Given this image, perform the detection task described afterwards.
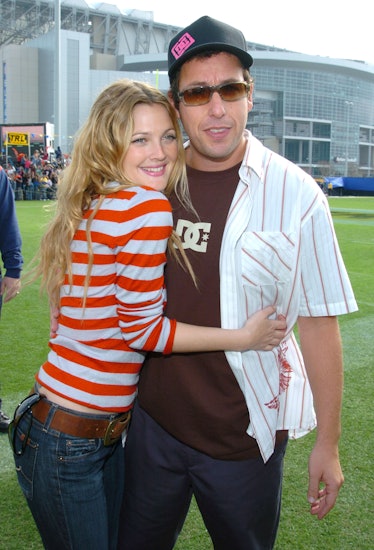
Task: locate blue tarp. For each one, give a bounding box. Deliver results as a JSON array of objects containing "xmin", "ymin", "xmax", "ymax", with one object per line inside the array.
[
  {"xmin": 326, "ymin": 177, "xmax": 344, "ymax": 188},
  {"xmin": 325, "ymin": 177, "xmax": 374, "ymax": 194},
  {"xmin": 342, "ymin": 178, "xmax": 374, "ymax": 192}
]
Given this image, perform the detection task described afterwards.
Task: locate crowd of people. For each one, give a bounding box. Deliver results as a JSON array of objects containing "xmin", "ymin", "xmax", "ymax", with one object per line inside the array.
[{"xmin": 0, "ymin": 146, "xmax": 67, "ymax": 200}]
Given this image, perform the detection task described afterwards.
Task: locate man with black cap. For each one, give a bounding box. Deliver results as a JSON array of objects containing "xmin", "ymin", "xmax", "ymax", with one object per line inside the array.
[{"xmin": 118, "ymin": 15, "xmax": 357, "ymax": 549}]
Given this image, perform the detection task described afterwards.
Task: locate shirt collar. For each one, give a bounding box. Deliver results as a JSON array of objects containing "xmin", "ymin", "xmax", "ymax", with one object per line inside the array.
[{"xmin": 240, "ymin": 130, "xmax": 266, "ymax": 183}]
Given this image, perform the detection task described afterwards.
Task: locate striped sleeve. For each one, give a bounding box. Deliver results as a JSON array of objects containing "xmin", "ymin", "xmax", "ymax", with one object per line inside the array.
[
  {"xmin": 299, "ymin": 193, "xmax": 357, "ymax": 316},
  {"xmin": 113, "ymin": 189, "xmax": 177, "ymax": 352},
  {"xmin": 58, "ymin": 186, "xmax": 177, "ymax": 353}
]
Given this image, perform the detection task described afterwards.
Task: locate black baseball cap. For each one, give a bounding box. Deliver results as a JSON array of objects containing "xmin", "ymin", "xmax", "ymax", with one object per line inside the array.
[{"xmin": 168, "ymin": 15, "xmax": 253, "ymax": 79}]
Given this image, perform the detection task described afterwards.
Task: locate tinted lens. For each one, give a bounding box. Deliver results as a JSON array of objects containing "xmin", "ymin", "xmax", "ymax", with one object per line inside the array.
[
  {"xmin": 8, "ymin": 416, "xmax": 32, "ymax": 455},
  {"xmin": 220, "ymin": 82, "xmax": 248, "ymax": 101},
  {"xmin": 14, "ymin": 394, "xmax": 41, "ymax": 422},
  {"xmin": 182, "ymin": 87, "xmax": 211, "ymax": 106},
  {"xmin": 9, "ymin": 413, "xmax": 33, "ymax": 455},
  {"xmin": 180, "ymin": 82, "xmax": 249, "ymax": 106},
  {"xmin": 8, "ymin": 393, "xmax": 41, "ymax": 455}
]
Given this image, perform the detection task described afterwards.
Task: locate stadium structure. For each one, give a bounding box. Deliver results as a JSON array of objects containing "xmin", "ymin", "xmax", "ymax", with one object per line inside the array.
[{"xmin": 0, "ymin": 0, "xmax": 373, "ymax": 177}]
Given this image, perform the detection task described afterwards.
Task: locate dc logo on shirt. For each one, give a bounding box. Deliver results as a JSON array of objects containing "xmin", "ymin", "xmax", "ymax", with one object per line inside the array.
[{"xmin": 176, "ymin": 219, "xmax": 211, "ymax": 252}]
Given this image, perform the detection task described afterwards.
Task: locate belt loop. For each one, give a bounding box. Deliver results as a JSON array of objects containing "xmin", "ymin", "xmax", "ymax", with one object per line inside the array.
[{"xmin": 40, "ymin": 400, "xmax": 58, "ymax": 432}]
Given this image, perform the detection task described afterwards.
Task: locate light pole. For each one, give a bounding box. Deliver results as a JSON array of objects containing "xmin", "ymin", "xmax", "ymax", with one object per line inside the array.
[
  {"xmin": 344, "ymin": 100, "xmax": 353, "ymax": 176},
  {"xmin": 55, "ymin": 0, "xmax": 61, "ymax": 154}
]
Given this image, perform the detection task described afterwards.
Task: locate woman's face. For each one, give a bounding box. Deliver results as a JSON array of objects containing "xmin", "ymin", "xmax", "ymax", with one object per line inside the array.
[{"xmin": 122, "ymin": 103, "xmax": 178, "ymax": 192}]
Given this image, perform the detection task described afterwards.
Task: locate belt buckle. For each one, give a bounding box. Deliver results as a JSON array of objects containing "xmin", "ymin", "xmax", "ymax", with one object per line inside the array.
[{"xmin": 103, "ymin": 411, "xmax": 131, "ymax": 446}]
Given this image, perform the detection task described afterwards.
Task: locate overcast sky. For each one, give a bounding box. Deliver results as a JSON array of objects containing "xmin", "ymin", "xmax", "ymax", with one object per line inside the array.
[{"xmin": 101, "ymin": 0, "xmax": 373, "ymax": 65}]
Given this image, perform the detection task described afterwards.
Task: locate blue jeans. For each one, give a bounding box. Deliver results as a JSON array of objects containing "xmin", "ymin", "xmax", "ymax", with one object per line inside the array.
[
  {"xmin": 12, "ymin": 400, "xmax": 125, "ymax": 550},
  {"xmin": 118, "ymin": 401, "xmax": 288, "ymax": 550}
]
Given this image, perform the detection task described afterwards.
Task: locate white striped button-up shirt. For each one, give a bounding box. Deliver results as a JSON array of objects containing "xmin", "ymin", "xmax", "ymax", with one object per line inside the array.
[{"xmin": 220, "ymin": 131, "xmax": 358, "ymax": 461}]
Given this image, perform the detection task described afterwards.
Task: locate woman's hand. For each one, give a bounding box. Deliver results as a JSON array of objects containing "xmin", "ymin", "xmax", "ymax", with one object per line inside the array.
[{"xmin": 239, "ymin": 306, "xmax": 287, "ymax": 351}]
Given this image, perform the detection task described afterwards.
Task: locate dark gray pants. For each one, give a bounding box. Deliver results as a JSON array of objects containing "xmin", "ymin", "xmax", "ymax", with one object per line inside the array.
[{"xmin": 118, "ymin": 401, "xmax": 287, "ymax": 550}]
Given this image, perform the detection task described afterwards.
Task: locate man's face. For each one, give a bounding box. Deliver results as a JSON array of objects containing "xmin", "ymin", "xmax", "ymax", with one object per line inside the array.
[{"xmin": 176, "ymin": 52, "xmax": 253, "ymax": 171}]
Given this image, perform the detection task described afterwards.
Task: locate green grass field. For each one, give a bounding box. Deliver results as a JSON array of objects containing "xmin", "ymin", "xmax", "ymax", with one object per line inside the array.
[{"xmin": 0, "ymin": 197, "xmax": 373, "ymax": 549}]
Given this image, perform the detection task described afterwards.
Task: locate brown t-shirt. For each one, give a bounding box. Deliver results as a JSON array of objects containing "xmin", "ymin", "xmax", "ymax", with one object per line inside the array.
[{"xmin": 138, "ymin": 163, "xmax": 285, "ymax": 460}]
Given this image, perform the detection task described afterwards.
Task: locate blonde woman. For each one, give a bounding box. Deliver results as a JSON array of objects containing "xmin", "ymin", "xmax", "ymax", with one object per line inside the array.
[{"xmin": 10, "ymin": 79, "xmax": 286, "ymax": 550}]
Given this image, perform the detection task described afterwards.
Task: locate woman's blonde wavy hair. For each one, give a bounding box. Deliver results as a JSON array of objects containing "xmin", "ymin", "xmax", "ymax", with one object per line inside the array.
[{"xmin": 32, "ymin": 79, "xmax": 196, "ymax": 305}]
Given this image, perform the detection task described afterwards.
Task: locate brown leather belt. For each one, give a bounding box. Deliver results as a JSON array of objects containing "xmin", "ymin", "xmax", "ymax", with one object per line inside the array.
[{"xmin": 31, "ymin": 398, "xmax": 131, "ymax": 446}]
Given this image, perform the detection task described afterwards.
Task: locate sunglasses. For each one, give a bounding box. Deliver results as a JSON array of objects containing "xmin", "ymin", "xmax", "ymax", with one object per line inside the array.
[
  {"xmin": 178, "ymin": 81, "xmax": 250, "ymax": 106},
  {"xmin": 8, "ymin": 393, "xmax": 41, "ymax": 456}
]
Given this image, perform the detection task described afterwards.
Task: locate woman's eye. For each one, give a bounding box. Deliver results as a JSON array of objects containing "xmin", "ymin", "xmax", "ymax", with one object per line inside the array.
[
  {"xmin": 163, "ymin": 134, "xmax": 177, "ymax": 142},
  {"xmin": 132, "ymin": 137, "xmax": 146, "ymax": 144}
]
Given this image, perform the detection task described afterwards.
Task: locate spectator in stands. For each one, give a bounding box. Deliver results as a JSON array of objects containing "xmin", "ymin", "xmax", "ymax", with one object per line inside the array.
[
  {"xmin": 55, "ymin": 146, "xmax": 62, "ymax": 162},
  {"xmin": 24, "ymin": 154, "xmax": 32, "ymax": 174},
  {"xmin": 31, "ymin": 150, "xmax": 42, "ymax": 170}
]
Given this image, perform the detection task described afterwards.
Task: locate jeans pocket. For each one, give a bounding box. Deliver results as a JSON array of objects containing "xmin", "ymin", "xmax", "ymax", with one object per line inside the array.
[{"xmin": 58, "ymin": 436, "xmax": 102, "ymax": 463}]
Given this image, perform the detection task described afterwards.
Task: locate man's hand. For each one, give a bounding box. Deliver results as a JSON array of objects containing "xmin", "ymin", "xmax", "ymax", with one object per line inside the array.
[
  {"xmin": 0, "ymin": 276, "xmax": 21, "ymax": 303},
  {"xmin": 307, "ymin": 442, "xmax": 344, "ymax": 519},
  {"xmin": 298, "ymin": 315, "xmax": 344, "ymax": 520}
]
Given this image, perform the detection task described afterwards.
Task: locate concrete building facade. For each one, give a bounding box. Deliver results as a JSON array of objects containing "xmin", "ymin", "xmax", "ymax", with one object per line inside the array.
[{"xmin": 0, "ymin": 1, "xmax": 373, "ymax": 176}]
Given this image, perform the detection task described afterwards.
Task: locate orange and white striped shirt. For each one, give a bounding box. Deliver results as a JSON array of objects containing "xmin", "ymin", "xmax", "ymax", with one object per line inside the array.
[
  {"xmin": 37, "ymin": 185, "xmax": 176, "ymax": 412},
  {"xmin": 221, "ymin": 131, "xmax": 358, "ymax": 461}
]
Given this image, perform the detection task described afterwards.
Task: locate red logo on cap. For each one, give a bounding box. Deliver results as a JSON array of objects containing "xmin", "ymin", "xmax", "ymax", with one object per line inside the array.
[{"xmin": 171, "ymin": 33, "xmax": 196, "ymax": 60}]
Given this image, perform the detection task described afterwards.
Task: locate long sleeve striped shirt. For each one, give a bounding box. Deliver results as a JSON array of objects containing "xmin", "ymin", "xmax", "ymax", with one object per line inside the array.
[{"xmin": 37, "ymin": 186, "xmax": 176, "ymax": 412}]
